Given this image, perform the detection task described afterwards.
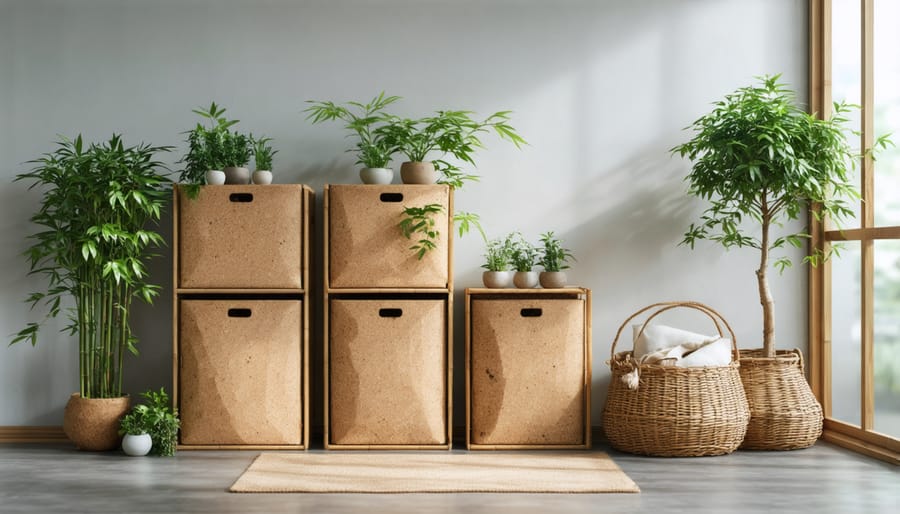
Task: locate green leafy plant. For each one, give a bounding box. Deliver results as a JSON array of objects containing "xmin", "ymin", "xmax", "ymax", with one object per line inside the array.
[
  {"xmin": 220, "ymin": 130, "xmax": 253, "ymax": 168},
  {"xmin": 380, "ymin": 109, "xmax": 527, "ymax": 187},
  {"xmin": 482, "ymin": 234, "xmax": 517, "ymax": 272},
  {"xmin": 672, "ymin": 74, "xmax": 892, "ymax": 357},
  {"xmin": 509, "ymin": 233, "xmax": 538, "ymax": 272},
  {"xmin": 538, "ymin": 231, "xmax": 575, "ymax": 272},
  {"xmin": 119, "ymin": 387, "xmax": 180, "ymax": 456},
  {"xmin": 12, "ymin": 135, "xmax": 171, "ymax": 399},
  {"xmin": 399, "ymin": 206, "xmax": 486, "ymax": 260},
  {"xmin": 178, "ymin": 102, "xmax": 237, "ymax": 194},
  {"xmin": 253, "ymin": 136, "xmax": 277, "ymax": 171},
  {"xmin": 304, "ymin": 92, "xmax": 401, "ymax": 169}
]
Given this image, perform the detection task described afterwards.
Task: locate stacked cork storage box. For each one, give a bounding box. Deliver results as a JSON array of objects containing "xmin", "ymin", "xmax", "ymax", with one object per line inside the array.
[
  {"xmin": 324, "ymin": 184, "xmax": 453, "ymax": 449},
  {"xmin": 172, "ymin": 185, "xmax": 313, "ymax": 450},
  {"xmin": 465, "ymin": 288, "xmax": 592, "ymax": 450}
]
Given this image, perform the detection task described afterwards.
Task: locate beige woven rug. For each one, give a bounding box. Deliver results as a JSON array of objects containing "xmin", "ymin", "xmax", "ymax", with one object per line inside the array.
[{"xmin": 229, "ymin": 452, "xmax": 639, "ymax": 493}]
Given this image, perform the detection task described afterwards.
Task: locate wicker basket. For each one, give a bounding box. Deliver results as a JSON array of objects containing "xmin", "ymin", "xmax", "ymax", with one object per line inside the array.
[
  {"xmin": 602, "ymin": 301, "xmax": 750, "ymax": 457},
  {"xmin": 738, "ymin": 348, "xmax": 823, "ymax": 450}
]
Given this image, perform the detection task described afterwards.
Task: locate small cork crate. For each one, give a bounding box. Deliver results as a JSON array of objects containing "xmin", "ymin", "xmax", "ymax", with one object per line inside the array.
[
  {"xmin": 465, "ymin": 288, "xmax": 592, "ymax": 450},
  {"xmin": 172, "ymin": 185, "xmax": 313, "ymax": 450}
]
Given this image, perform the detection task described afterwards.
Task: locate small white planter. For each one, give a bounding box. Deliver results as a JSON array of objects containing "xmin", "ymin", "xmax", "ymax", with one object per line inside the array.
[
  {"xmin": 122, "ymin": 433, "xmax": 152, "ymax": 456},
  {"xmin": 252, "ymin": 170, "xmax": 273, "ymax": 185},
  {"xmin": 539, "ymin": 271, "xmax": 568, "ymax": 289},
  {"xmin": 205, "ymin": 169, "xmax": 226, "ymax": 185},
  {"xmin": 224, "ymin": 166, "xmax": 251, "ymax": 184},
  {"xmin": 513, "ymin": 271, "xmax": 539, "ymax": 289},
  {"xmin": 482, "ymin": 271, "xmax": 513, "ymax": 289},
  {"xmin": 360, "ymin": 167, "xmax": 394, "ymax": 184}
]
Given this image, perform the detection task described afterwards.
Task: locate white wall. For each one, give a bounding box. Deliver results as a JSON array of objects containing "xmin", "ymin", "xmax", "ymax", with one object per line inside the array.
[{"xmin": 0, "ymin": 0, "xmax": 809, "ymax": 426}]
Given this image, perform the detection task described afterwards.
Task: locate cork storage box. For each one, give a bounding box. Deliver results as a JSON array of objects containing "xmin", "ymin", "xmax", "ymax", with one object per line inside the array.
[
  {"xmin": 176, "ymin": 185, "xmax": 307, "ymax": 289},
  {"xmin": 327, "ymin": 184, "xmax": 451, "ymax": 289},
  {"xmin": 327, "ymin": 298, "xmax": 450, "ymax": 448},
  {"xmin": 178, "ymin": 299, "xmax": 304, "ymax": 446},
  {"xmin": 466, "ymin": 289, "xmax": 592, "ymax": 449}
]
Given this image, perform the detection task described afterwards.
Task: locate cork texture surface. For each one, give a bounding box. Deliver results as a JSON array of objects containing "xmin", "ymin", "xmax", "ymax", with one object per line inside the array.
[
  {"xmin": 329, "ymin": 299, "xmax": 447, "ymax": 445},
  {"xmin": 178, "ymin": 185, "xmax": 303, "ymax": 289},
  {"xmin": 470, "ymin": 298, "xmax": 585, "ymax": 445},
  {"xmin": 179, "ymin": 299, "xmax": 303, "ymax": 445},
  {"xmin": 328, "ymin": 185, "xmax": 449, "ymax": 288}
]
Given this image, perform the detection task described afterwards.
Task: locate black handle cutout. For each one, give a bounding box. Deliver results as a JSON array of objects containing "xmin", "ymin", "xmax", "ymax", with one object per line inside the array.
[
  {"xmin": 379, "ymin": 193, "xmax": 403, "ymax": 202},
  {"xmin": 228, "ymin": 308, "xmax": 252, "ymax": 318},
  {"xmin": 521, "ymin": 308, "xmax": 543, "ymax": 317},
  {"xmin": 379, "ymin": 308, "xmax": 403, "ymax": 318},
  {"xmin": 229, "ymin": 193, "xmax": 254, "ymax": 203}
]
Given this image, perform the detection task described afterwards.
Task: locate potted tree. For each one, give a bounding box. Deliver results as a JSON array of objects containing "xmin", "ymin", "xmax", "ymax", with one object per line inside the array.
[
  {"xmin": 481, "ymin": 234, "xmax": 516, "ymax": 288},
  {"xmin": 13, "ymin": 134, "xmax": 171, "ymax": 451},
  {"xmin": 672, "ymin": 74, "xmax": 890, "ymax": 450},
  {"xmin": 179, "ymin": 102, "xmax": 235, "ymax": 194},
  {"xmin": 252, "ymin": 136, "xmax": 276, "ymax": 185},
  {"xmin": 510, "ymin": 233, "xmax": 539, "ymax": 289},
  {"xmin": 304, "ymin": 92, "xmax": 402, "ymax": 184},
  {"xmin": 538, "ymin": 231, "xmax": 574, "ymax": 288},
  {"xmin": 119, "ymin": 388, "xmax": 180, "ymax": 457}
]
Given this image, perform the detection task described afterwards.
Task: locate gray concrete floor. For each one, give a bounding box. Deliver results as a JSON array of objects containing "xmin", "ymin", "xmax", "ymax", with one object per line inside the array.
[{"xmin": 0, "ymin": 441, "xmax": 897, "ymax": 514}]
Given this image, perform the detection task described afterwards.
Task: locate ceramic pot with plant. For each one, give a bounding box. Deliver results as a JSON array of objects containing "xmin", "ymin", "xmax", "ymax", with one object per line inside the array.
[
  {"xmin": 509, "ymin": 233, "xmax": 539, "ymax": 289},
  {"xmin": 305, "ymin": 92, "xmax": 401, "ymax": 184},
  {"xmin": 222, "ymin": 130, "xmax": 253, "ymax": 184},
  {"xmin": 13, "ymin": 134, "xmax": 171, "ymax": 451},
  {"xmin": 119, "ymin": 388, "xmax": 181, "ymax": 457},
  {"xmin": 538, "ymin": 231, "xmax": 574, "ymax": 288},
  {"xmin": 379, "ymin": 109, "xmax": 526, "ymax": 187},
  {"xmin": 481, "ymin": 234, "xmax": 516, "ymax": 288},
  {"xmin": 252, "ymin": 136, "xmax": 276, "ymax": 185},
  {"xmin": 179, "ymin": 102, "xmax": 237, "ymax": 195},
  {"xmin": 673, "ymin": 74, "xmax": 891, "ymax": 450}
]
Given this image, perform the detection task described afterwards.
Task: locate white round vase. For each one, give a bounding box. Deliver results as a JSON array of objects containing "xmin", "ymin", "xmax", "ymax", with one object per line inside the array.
[{"xmin": 122, "ymin": 433, "xmax": 152, "ymax": 457}]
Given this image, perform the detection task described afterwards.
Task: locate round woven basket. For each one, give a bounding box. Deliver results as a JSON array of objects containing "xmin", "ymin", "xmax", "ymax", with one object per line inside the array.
[
  {"xmin": 602, "ymin": 301, "xmax": 750, "ymax": 457},
  {"xmin": 738, "ymin": 348, "xmax": 823, "ymax": 450}
]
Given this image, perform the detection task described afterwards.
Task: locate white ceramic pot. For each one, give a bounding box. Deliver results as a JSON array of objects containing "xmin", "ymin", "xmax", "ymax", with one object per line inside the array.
[
  {"xmin": 252, "ymin": 170, "xmax": 273, "ymax": 185},
  {"xmin": 539, "ymin": 271, "xmax": 567, "ymax": 289},
  {"xmin": 513, "ymin": 271, "xmax": 539, "ymax": 289},
  {"xmin": 482, "ymin": 271, "xmax": 513, "ymax": 289},
  {"xmin": 205, "ymin": 169, "xmax": 226, "ymax": 185},
  {"xmin": 224, "ymin": 166, "xmax": 251, "ymax": 184},
  {"xmin": 122, "ymin": 433, "xmax": 152, "ymax": 457},
  {"xmin": 400, "ymin": 161, "xmax": 438, "ymax": 184},
  {"xmin": 360, "ymin": 167, "xmax": 394, "ymax": 184}
]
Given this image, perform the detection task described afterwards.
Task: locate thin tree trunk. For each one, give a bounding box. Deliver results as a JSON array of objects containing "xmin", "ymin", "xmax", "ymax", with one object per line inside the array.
[{"xmin": 757, "ymin": 210, "xmax": 776, "ymax": 357}]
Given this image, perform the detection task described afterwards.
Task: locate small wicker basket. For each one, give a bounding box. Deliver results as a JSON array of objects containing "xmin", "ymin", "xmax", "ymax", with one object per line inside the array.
[{"xmin": 602, "ymin": 301, "xmax": 750, "ymax": 457}]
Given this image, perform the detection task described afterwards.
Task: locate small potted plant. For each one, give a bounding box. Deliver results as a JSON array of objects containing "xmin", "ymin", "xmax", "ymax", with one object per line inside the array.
[
  {"xmin": 304, "ymin": 92, "xmax": 401, "ymax": 184},
  {"xmin": 509, "ymin": 233, "xmax": 539, "ymax": 289},
  {"xmin": 221, "ymin": 130, "xmax": 253, "ymax": 185},
  {"xmin": 481, "ymin": 234, "xmax": 516, "ymax": 288},
  {"xmin": 380, "ymin": 109, "xmax": 526, "ymax": 186},
  {"xmin": 538, "ymin": 231, "xmax": 574, "ymax": 288},
  {"xmin": 179, "ymin": 102, "xmax": 236, "ymax": 193},
  {"xmin": 119, "ymin": 388, "xmax": 180, "ymax": 457},
  {"xmin": 252, "ymin": 136, "xmax": 276, "ymax": 185}
]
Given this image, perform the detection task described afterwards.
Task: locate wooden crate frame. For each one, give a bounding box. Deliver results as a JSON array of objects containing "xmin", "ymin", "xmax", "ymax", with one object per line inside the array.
[
  {"xmin": 172, "ymin": 185, "xmax": 312, "ymax": 450},
  {"xmin": 464, "ymin": 287, "xmax": 592, "ymax": 450}
]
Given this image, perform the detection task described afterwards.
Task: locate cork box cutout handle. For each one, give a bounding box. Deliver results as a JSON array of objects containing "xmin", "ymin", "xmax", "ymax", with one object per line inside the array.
[
  {"xmin": 378, "ymin": 308, "xmax": 403, "ymax": 318},
  {"xmin": 229, "ymin": 193, "xmax": 254, "ymax": 203},
  {"xmin": 227, "ymin": 308, "xmax": 252, "ymax": 318},
  {"xmin": 379, "ymin": 193, "xmax": 403, "ymax": 202},
  {"xmin": 520, "ymin": 308, "xmax": 543, "ymax": 317}
]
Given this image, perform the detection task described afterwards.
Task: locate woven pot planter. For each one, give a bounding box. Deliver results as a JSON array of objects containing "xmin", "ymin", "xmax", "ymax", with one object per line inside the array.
[
  {"xmin": 738, "ymin": 348, "xmax": 823, "ymax": 450},
  {"xmin": 62, "ymin": 393, "xmax": 131, "ymax": 451},
  {"xmin": 602, "ymin": 301, "xmax": 750, "ymax": 457}
]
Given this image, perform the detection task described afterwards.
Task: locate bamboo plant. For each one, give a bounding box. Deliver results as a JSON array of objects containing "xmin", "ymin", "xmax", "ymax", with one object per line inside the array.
[{"xmin": 12, "ymin": 134, "xmax": 172, "ymax": 398}]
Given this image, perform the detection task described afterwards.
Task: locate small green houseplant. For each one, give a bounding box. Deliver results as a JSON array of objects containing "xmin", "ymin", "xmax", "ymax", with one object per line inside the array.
[
  {"xmin": 509, "ymin": 233, "xmax": 539, "ymax": 289},
  {"xmin": 481, "ymin": 234, "xmax": 517, "ymax": 288},
  {"xmin": 538, "ymin": 231, "xmax": 574, "ymax": 288},
  {"xmin": 179, "ymin": 102, "xmax": 236, "ymax": 195},
  {"xmin": 13, "ymin": 134, "xmax": 171, "ymax": 450},
  {"xmin": 399, "ymin": 205, "xmax": 484, "ymax": 260},
  {"xmin": 304, "ymin": 92, "xmax": 401, "ymax": 184},
  {"xmin": 119, "ymin": 388, "xmax": 180, "ymax": 457},
  {"xmin": 251, "ymin": 136, "xmax": 277, "ymax": 185}
]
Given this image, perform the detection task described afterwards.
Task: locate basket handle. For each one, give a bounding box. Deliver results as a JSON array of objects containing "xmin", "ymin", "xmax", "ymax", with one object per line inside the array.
[{"xmin": 610, "ymin": 301, "xmax": 739, "ymax": 362}]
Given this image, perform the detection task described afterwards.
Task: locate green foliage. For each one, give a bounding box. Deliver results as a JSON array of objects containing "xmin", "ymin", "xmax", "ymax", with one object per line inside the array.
[
  {"xmin": 119, "ymin": 388, "xmax": 180, "ymax": 457},
  {"xmin": 253, "ymin": 136, "xmax": 277, "ymax": 171},
  {"xmin": 399, "ymin": 204, "xmax": 444, "ymax": 260},
  {"xmin": 379, "ymin": 110, "xmax": 526, "ymax": 188},
  {"xmin": 482, "ymin": 234, "xmax": 517, "ymax": 272},
  {"xmin": 178, "ymin": 102, "xmax": 253, "ymax": 195},
  {"xmin": 538, "ymin": 231, "xmax": 575, "ymax": 272},
  {"xmin": 220, "ymin": 131, "xmax": 252, "ymax": 168},
  {"xmin": 509, "ymin": 233, "xmax": 538, "ymax": 272},
  {"xmin": 12, "ymin": 135, "xmax": 171, "ymax": 398},
  {"xmin": 305, "ymin": 92, "xmax": 401, "ymax": 169}
]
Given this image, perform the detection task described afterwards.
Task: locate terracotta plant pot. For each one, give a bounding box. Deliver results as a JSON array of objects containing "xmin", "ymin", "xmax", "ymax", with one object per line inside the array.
[
  {"xmin": 252, "ymin": 170, "xmax": 273, "ymax": 185},
  {"xmin": 482, "ymin": 271, "xmax": 513, "ymax": 289},
  {"xmin": 63, "ymin": 393, "xmax": 131, "ymax": 451},
  {"xmin": 359, "ymin": 167, "xmax": 394, "ymax": 184},
  {"xmin": 539, "ymin": 271, "xmax": 567, "ymax": 289},
  {"xmin": 224, "ymin": 166, "xmax": 251, "ymax": 185},
  {"xmin": 513, "ymin": 271, "xmax": 539, "ymax": 289},
  {"xmin": 122, "ymin": 433, "xmax": 153, "ymax": 456},
  {"xmin": 400, "ymin": 161, "xmax": 438, "ymax": 184},
  {"xmin": 205, "ymin": 169, "xmax": 226, "ymax": 185}
]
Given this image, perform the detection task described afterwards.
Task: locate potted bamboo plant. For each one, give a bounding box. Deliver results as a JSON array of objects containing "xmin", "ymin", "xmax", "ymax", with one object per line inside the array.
[
  {"xmin": 13, "ymin": 134, "xmax": 172, "ymax": 451},
  {"xmin": 672, "ymin": 74, "xmax": 890, "ymax": 450}
]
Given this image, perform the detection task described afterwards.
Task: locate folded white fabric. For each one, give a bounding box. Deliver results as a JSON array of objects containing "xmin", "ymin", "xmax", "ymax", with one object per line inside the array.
[
  {"xmin": 632, "ymin": 323, "xmax": 716, "ymax": 360},
  {"xmin": 677, "ymin": 337, "xmax": 732, "ymax": 367}
]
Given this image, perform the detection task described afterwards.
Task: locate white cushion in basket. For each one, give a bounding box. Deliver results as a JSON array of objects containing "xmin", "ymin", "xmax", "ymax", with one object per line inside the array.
[
  {"xmin": 632, "ymin": 323, "xmax": 715, "ymax": 360},
  {"xmin": 676, "ymin": 337, "xmax": 733, "ymax": 367}
]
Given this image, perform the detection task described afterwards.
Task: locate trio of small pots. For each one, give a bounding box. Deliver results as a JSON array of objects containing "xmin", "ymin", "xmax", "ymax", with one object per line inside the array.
[
  {"xmin": 483, "ymin": 270, "xmax": 568, "ymax": 289},
  {"xmin": 360, "ymin": 161, "xmax": 437, "ymax": 184},
  {"xmin": 205, "ymin": 167, "xmax": 273, "ymax": 186}
]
